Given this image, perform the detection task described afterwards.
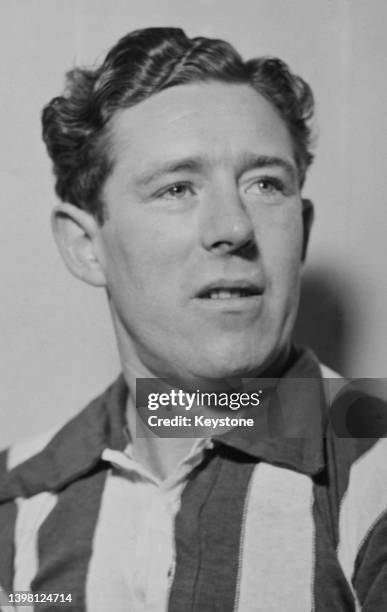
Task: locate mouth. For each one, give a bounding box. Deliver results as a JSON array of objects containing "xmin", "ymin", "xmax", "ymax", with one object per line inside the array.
[{"xmin": 195, "ymin": 280, "xmax": 264, "ymax": 301}]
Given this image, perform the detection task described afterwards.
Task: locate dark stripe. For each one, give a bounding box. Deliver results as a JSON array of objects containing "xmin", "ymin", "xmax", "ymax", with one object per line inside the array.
[
  {"xmin": 310, "ymin": 403, "xmax": 380, "ymax": 552},
  {"xmin": 0, "ymin": 450, "xmax": 8, "ymax": 470},
  {"xmin": 31, "ymin": 466, "xmax": 108, "ymax": 611},
  {"xmin": 353, "ymin": 509, "xmax": 387, "ymax": 607},
  {"xmin": 311, "ymin": 427, "xmax": 380, "ymax": 610},
  {"xmin": 0, "ymin": 449, "xmax": 16, "ymax": 592},
  {"xmin": 312, "ymin": 474, "xmax": 356, "ymax": 611},
  {"xmin": 0, "ymin": 500, "xmax": 17, "ymax": 591},
  {"xmin": 168, "ymin": 445, "xmax": 256, "ymax": 612}
]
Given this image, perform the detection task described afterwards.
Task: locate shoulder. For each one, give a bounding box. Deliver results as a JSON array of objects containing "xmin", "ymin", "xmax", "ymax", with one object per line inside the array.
[
  {"xmin": 318, "ymin": 361, "xmax": 387, "ymax": 502},
  {"xmin": 0, "ymin": 378, "xmax": 125, "ymax": 594},
  {"xmin": 0, "ymin": 375, "xmax": 127, "ymax": 501},
  {"xmin": 316, "ymin": 361, "xmax": 387, "ymax": 603}
]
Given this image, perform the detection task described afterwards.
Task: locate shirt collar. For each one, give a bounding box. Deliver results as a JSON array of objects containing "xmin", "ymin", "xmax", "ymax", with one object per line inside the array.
[
  {"xmin": 0, "ymin": 348, "xmax": 326, "ymax": 501},
  {"xmin": 213, "ymin": 348, "xmax": 326, "ymax": 475}
]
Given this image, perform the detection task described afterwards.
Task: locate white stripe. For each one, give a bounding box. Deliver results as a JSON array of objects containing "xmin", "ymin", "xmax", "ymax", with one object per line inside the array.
[
  {"xmin": 7, "ymin": 427, "xmax": 60, "ymax": 471},
  {"xmin": 320, "ymin": 363, "xmax": 342, "ymax": 379},
  {"xmin": 319, "ymin": 363, "xmax": 348, "ymax": 407},
  {"xmin": 338, "ymin": 438, "xmax": 387, "ymax": 606},
  {"xmin": 86, "ymin": 469, "xmax": 177, "ymax": 612},
  {"xmin": 13, "ymin": 493, "xmax": 57, "ymax": 612},
  {"xmin": 236, "ymin": 463, "xmax": 314, "ymax": 611}
]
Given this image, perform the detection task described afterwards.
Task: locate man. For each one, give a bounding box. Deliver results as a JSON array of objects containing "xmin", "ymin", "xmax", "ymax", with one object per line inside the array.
[{"xmin": 0, "ymin": 27, "xmax": 386, "ymax": 611}]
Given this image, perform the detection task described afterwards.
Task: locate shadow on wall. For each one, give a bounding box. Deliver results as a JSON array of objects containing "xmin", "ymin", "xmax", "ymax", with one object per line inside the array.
[{"xmin": 294, "ymin": 267, "xmax": 352, "ymax": 375}]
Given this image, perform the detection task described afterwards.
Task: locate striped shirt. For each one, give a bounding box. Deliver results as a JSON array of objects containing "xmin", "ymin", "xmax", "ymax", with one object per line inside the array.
[{"xmin": 1, "ymin": 348, "xmax": 387, "ymax": 611}]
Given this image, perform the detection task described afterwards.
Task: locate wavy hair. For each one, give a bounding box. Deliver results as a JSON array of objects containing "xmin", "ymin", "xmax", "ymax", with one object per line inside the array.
[{"xmin": 42, "ymin": 27, "xmax": 315, "ymax": 223}]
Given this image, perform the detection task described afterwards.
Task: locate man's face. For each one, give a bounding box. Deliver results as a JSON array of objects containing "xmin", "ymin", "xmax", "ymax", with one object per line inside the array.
[{"xmin": 95, "ymin": 82, "xmax": 308, "ymax": 380}]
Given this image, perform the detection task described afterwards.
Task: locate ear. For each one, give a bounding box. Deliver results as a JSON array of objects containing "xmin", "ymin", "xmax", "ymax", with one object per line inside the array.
[
  {"xmin": 51, "ymin": 203, "xmax": 107, "ymax": 287},
  {"xmin": 301, "ymin": 198, "xmax": 314, "ymax": 261}
]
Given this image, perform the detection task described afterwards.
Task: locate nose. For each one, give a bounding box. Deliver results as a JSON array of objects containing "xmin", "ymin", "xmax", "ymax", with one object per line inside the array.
[{"xmin": 199, "ymin": 180, "xmax": 256, "ymax": 255}]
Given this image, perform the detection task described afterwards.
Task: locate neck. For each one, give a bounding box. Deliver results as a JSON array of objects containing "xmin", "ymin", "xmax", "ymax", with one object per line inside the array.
[
  {"xmin": 112, "ymin": 314, "xmax": 294, "ymax": 478},
  {"xmin": 122, "ymin": 348, "xmax": 296, "ymax": 481},
  {"xmin": 126, "ymin": 393, "xmax": 197, "ymax": 480}
]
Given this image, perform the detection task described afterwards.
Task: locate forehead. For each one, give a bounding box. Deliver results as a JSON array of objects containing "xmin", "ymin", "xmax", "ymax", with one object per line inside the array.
[{"xmin": 106, "ymin": 82, "xmax": 295, "ymax": 173}]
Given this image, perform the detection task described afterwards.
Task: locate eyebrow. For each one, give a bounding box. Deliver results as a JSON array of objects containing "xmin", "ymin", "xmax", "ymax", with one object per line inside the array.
[
  {"xmin": 133, "ymin": 153, "xmax": 297, "ymax": 187},
  {"xmin": 133, "ymin": 157, "xmax": 206, "ymax": 187},
  {"xmin": 237, "ymin": 154, "xmax": 298, "ymax": 183}
]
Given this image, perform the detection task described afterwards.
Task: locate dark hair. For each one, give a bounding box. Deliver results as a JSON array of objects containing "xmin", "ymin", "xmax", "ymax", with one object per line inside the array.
[{"xmin": 42, "ymin": 27, "xmax": 315, "ymax": 223}]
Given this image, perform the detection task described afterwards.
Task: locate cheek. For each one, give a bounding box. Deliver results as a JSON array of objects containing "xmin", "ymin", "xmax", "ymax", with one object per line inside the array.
[
  {"xmin": 100, "ymin": 216, "xmax": 193, "ymax": 294},
  {"xmin": 261, "ymin": 214, "xmax": 303, "ymax": 285}
]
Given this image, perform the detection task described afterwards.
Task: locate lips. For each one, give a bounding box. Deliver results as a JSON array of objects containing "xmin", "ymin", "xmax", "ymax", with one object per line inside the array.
[{"xmin": 196, "ymin": 280, "xmax": 264, "ymax": 300}]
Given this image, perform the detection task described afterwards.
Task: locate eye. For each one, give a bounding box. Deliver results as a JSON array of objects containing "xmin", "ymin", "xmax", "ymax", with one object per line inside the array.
[
  {"xmin": 246, "ymin": 177, "xmax": 285, "ymax": 196},
  {"xmin": 158, "ymin": 183, "xmax": 194, "ymax": 200}
]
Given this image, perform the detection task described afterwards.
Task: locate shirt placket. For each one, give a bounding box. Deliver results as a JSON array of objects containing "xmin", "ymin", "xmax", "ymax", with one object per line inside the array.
[{"xmin": 101, "ymin": 439, "xmax": 213, "ymax": 612}]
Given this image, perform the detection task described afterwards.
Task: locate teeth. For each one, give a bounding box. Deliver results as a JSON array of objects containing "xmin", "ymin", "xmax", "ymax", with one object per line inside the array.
[
  {"xmin": 207, "ymin": 289, "xmax": 250, "ymax": 299},
  {"xmin": 210, "ymin": 290, "xmax": 232, "ymax": 299}
]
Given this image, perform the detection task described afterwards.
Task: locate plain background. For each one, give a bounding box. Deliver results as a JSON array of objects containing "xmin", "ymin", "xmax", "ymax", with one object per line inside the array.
[{"xmin": 1, "ymin": 0, "xmax": 387, "ymax": 449}]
